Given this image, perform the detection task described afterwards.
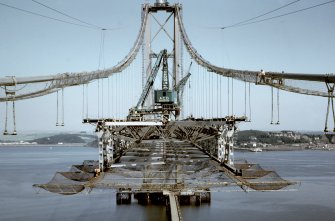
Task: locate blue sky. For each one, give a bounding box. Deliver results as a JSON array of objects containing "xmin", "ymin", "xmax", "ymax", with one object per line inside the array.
[{"xmin": 0, "ymin": 0, "xmax": 334, "ymax": 132}]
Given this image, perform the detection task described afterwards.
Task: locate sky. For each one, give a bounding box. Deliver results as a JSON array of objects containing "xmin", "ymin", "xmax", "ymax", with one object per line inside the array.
[{"xmin": 0, "ymin": 0, "xmax": 334, "ymax": 133}]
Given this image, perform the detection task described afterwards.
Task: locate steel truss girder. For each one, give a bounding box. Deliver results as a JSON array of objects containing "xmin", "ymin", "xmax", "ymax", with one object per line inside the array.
[
  {"xmin": 171, "ymin": 120, "xmax": 237, "ymax": 167},
  {"xmin": 94, "ymin": 117, "xmax": 243, "ymax": 172},
  {"xmin": 96, "ymin": 127, "xmax": 133, "ymax": 171}
]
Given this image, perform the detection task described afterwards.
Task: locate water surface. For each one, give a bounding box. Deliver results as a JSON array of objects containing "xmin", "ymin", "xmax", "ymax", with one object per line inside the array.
[{"xmin": 0, "ymin": 147, "xmax": 334, "ymax": 221}]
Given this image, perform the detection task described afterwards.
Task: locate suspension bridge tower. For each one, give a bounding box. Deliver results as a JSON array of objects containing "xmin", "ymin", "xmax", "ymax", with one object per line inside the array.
[{"xmin": 142, "ymin": 0, "xmax": 183, "ymax": 115}]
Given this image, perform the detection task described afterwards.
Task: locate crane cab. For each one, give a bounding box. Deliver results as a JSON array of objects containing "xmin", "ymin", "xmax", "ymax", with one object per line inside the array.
[{"xmin": 154, "ymin": 90, "xmax": 176, "ymax": 104}]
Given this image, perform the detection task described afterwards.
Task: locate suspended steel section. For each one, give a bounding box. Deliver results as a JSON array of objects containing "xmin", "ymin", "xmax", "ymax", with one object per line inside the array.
[{"xmin": 0, "ymin": 2, "xmax": 333, "ymax": 102}]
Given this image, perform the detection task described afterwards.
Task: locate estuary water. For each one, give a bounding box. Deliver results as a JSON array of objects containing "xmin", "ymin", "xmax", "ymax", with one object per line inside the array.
[{"xmin": 0, "ymin": 146, "xmax": 334, "ymax": 221}]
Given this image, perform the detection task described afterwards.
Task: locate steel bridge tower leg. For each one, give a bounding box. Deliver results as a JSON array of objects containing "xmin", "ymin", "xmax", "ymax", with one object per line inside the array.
[
  {"xmin": 174, "ymin": 6, "xmax": 182, "ymax": 120},
  {"xmin": 143, "ymin": 5, "xmax": 153, "ymax": 109}
]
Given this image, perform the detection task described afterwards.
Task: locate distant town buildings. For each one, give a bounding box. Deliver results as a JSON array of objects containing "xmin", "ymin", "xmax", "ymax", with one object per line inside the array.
[{"xmin": 236, "ymin": 130, "xmax": 334, "ymax": 151}]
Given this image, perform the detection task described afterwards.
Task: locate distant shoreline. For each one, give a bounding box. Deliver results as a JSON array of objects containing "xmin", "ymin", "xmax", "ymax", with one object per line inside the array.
[
  {"xmin": 0, "ymin": 143, "xmax": 94, "ymax": 147},
  {"xmin": 235, "ymin": 143, "xmax": 335, "ymax": 152},
  {"xmin": 1, "ymin": 143, "xmax": 334, "ymax": 151}
]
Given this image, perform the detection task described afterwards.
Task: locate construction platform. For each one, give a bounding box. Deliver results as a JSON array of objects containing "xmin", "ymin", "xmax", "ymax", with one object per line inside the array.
[{"xmin": 34, "ymin": 139, "xmax": 295, "ymax": 220}]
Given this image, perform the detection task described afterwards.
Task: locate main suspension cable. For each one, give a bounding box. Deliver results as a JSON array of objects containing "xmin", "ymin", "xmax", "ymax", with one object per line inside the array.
[
  {"xmin": 0, "ymin": 2, "xmax": 99, "ymax": 30},
  {"xmin": 221, "ymin": 0, "xmax": 301, "ymax": 29},
  {"xmin": 31, "ymin": 0, "xmax": 104, "ymax": 29},
  {"xmin": 222, "ymin": 0, "xmax": 335, "ymax": 29}
]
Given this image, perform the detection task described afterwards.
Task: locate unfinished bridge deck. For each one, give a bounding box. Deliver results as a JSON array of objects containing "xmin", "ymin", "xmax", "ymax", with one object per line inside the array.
[{"xmin": 92, "ymin": 139, "xmax": 236, "ymax": 192}]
